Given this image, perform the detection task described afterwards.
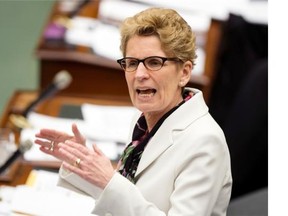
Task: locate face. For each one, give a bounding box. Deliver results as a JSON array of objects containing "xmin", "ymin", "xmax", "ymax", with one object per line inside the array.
[{"xmin": 124, "ymin": 35, "xmax": 192, "ymax": 123}]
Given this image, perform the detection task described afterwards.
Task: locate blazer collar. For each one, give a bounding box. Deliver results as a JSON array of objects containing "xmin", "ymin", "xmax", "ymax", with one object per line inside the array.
[{"xmin": 135, "ymin": 88, "xmax": 208, "ymax": 178}]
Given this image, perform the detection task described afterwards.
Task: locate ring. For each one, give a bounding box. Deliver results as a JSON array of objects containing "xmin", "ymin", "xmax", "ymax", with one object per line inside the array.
[
  {"xmin": 75, "ymin": 158, "xmax": 81, "ymax": 167},
  {"xmin": 49, "ymin": 141, "xmax": 55, "ymax": 152}
]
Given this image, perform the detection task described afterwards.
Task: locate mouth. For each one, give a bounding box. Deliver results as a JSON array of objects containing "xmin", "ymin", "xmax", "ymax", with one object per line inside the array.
[{"xmin": 136, "ymin": 88, "xmax": 157, "ymax": 97}]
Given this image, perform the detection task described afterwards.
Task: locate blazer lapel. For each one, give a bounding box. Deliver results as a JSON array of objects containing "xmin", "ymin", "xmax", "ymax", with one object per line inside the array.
[
  {"xmin": 134, "ymin": 88, "xmax": 208, "ymax": 178},
  {"xmin": 134, "ymin": 123, "xmax": 174, "ymax": 177}
]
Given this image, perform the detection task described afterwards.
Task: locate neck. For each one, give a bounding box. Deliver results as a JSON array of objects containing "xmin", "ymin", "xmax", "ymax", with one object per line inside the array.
[
  {"xmin": 145, "ymin": 115, "xmax": 159, "ymax": 132},
  {"xmin": 145, "ymin": 96, "xmax": 184, "ymax": 132}
]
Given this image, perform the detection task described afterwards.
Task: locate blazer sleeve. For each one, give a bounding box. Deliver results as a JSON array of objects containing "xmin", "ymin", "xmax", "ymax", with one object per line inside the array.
[
  {"xmin": 57, "ymin": 165, "xmax": 104, "ymax": 199},
  {"xmin": 92, "ymin": 172, "xmax": 167, "ymax": 216},
  {"xmin": 91, "ymin": 130, "xmax": 231, "ymax": 216}
]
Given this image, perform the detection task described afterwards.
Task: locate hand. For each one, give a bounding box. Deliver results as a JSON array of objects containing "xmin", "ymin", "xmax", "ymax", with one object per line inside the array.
[
  {"xmin": 34, "ymin": 123, "xmax": 85, "ymax": 161},
  {"xmin": 58, "ymin": 140, "xmax": 115, "ymax": 189}
]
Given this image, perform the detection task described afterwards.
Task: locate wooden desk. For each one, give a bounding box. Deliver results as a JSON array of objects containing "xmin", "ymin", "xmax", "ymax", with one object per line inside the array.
[
  {"xmin": 0, "ymin": 90, "xmax": 131, "ymax": 186},
  {"xmin": 35, "ymin": 1, "xmax": 210, "ymax": 98}
]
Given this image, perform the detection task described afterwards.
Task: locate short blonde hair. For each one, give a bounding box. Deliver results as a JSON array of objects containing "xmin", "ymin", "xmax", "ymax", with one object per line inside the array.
[{"xmin": 119, "ymin": 7, "xmax": 197, "ymax": 66}]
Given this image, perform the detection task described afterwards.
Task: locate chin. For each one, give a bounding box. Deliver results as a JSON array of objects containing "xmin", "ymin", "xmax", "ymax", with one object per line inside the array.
[{"xmin": 134, "ymin": 103, "xmax": 154, "ymax": 113}]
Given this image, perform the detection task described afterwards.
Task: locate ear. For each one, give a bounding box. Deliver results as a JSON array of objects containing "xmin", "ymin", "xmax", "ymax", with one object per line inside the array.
[{"xmin": 179, "ymin": 61, "xmax": 192, "ymax": 87}]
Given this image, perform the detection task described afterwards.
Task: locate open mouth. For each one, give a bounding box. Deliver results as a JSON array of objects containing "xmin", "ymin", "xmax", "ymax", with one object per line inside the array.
[{"xmin": 136, "ymin": 88, "xmax": 157, "ymax": 96}]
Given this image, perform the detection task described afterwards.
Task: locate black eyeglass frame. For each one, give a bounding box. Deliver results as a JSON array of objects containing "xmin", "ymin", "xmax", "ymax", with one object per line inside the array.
[{"xmin": 116, "ymin": 56, "xmax": 182, "ymax": 72}]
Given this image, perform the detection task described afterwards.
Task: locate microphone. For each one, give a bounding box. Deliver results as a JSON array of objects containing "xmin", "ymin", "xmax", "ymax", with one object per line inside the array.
[
  {"xmin": 22, "ymin": 70, "xmax": 72, "ymax": 117},
  {"xmin": 0, "ymin": 140, "xmax": 33, "ymax": 174},
  {"xmin": 8, "ymin": 70, "xmax": 72, "ymax": 130}
]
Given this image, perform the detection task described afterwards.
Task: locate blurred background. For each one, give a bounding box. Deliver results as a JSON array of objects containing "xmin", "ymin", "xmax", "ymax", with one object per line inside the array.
[
  {"xmin": 0, "ymin": 0, "xmax": 267, "ymax": 118},
  {"xmin": 0, "ymin": 1, "xmax": 54, "ymax": 117}
]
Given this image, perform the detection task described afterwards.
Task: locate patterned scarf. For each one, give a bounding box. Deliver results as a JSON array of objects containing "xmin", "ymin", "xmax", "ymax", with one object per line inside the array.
[{"xmin": 117, "ymin": 90, "xmax": 193, "ymax": 183}]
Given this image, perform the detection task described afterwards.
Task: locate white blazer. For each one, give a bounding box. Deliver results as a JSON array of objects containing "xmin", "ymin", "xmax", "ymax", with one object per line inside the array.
[{"xmin": 58, "ymin": 88, "xmax": 232, "ymax": 216}]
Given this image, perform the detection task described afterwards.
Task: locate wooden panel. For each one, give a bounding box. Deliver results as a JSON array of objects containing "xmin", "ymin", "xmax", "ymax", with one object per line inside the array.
[{"xmin": 40, "ymin": 59, "xmax": 129, "ymax": 97}]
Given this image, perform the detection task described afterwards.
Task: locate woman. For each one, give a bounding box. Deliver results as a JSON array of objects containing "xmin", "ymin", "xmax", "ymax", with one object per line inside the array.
[{"xmin": 35, "ymin": 7, "xmax": 232, "ymax": 216}]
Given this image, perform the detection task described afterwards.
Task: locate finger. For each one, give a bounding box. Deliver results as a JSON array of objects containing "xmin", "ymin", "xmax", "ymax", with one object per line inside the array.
[
  {"xmin": 58, "ymin": 141, "xmax": 88, "ymax": 161},
  {"xmin": 36, "ymin": 129, "xmax": 72, "ymax": 142},
  {"xmin": 39, "ymin": 143, "xmax": 60, "ymax": 156},
  {"xmin": 38, "ymin": 129, "xmax": 60, "ymax": 138},
  {"xmin": 34, "ymin": 139, "xmax": 52, "ymax": 149},
  {"xmin": 72, "ymin": 123, "xmax": 86, "ymax": 144},
  {"xmin": 92, "ymin": 143, "xmax": 104, "ymax": 156},
  {"xmin": 65, "ymin": 140, "xmax": 88, "ymax": 154},
  {"xmin": 71, "ymin": 123, "xmax": 81, "ymax": 137},
  {"xmin": 39, "ymin": 146, "xmax": 55, "ymax": 155},
  {"xmin": 35, "ymin": 131, "xmax": 55, "ymax": 141},
  {"xmin": 57, "ymin": 143, "xmax": 78, "ymax": 164},
  {"xmin": 62, "ymin": 161, "xmax": 86, "ymax": 176}
]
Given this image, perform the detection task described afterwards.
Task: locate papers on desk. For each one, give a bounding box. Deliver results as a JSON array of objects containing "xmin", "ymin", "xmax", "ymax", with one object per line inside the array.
[
  {"xmin": 20, "ymin": 103, "xmax": 138, "ymax": 163},
  {"xmin": 129, "ymin": 0, "xmax": 268, "ymax": 24},
  {"xmin": 0, "ymin": 169, "xmax": 96, "ymax": 216},
  {"xmin": 99, "ymin": 0, "xmax": 211, "ymax": 33},
  {"xmin": 82, "ymin": 104, "xmax": 136, "ymax": 143},
  {"xmin": 64, "ymin": 16, "xmax": 122, "ymax": 60}
]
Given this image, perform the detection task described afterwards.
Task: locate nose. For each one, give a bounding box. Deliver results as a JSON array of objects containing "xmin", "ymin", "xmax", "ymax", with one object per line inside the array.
[{"xmin": 135, "ymin": 62, "xmax": 149, "ymax": 80}]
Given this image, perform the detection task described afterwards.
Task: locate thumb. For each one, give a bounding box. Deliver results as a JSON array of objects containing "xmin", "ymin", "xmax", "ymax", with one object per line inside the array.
[
  {"xmin": 72, "ymin": 123, "xmax": 86, "ymax": 144},
  {"xmin": 92, "ymin": 143, "xmax": 104, "ymax": 156}
]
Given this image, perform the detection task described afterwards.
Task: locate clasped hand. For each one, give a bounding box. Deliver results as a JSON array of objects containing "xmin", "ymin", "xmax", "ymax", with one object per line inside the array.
[{"xmin": 34, "ymin": 123, "xmax": 115, "ymax": 189}]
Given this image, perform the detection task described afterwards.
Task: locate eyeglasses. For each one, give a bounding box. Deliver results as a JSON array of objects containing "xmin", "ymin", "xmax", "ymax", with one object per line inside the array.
[{"xmin": 116, "ymin": 56, "xmax": 182, "ymax": 72}]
